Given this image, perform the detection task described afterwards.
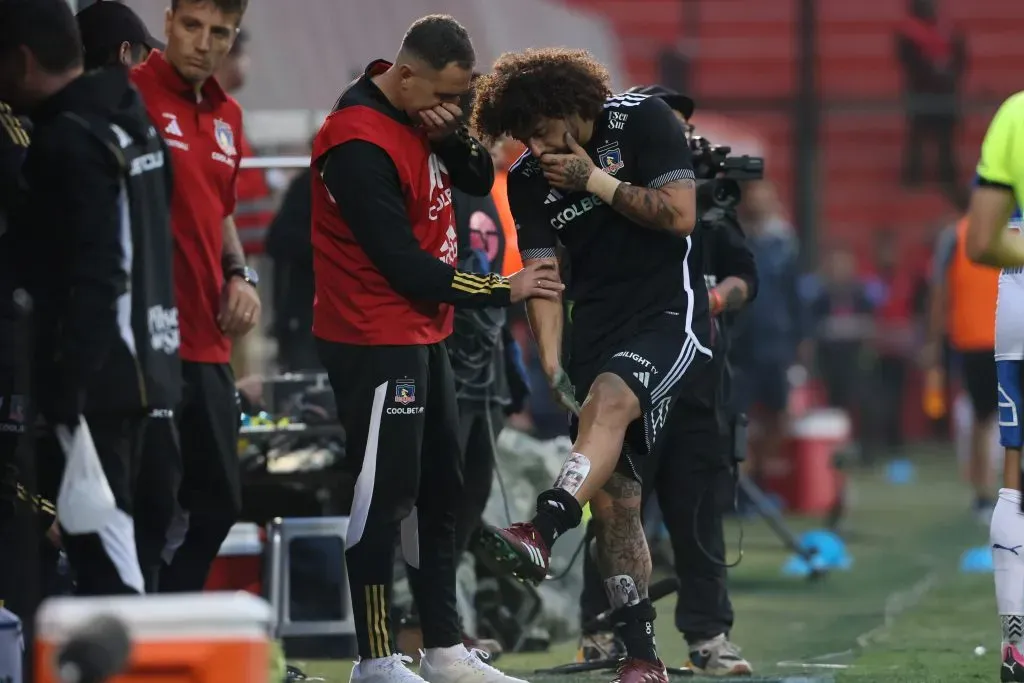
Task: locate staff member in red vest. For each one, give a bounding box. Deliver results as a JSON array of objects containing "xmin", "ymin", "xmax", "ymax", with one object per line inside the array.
[
  {"xmin": 312, "ymin": 14, "xmax": 560, "ymax": 682},
  {"xmin": 131, "ymin": 0, "xmax": 259, "ymax": 592}
]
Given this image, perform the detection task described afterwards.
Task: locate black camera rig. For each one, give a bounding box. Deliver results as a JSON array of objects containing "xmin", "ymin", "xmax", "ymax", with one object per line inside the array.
[{"xmin": 690, "ymin": 134, "xmax": 764, "ymax": 213}]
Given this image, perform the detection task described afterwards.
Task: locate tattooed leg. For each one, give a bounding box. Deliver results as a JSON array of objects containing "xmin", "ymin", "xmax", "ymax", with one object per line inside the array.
[
  {"xmin": 592, "ymin": 473, "xmax": 650, "ymax": 598},
  {"xmin": 591, "ymin": 472, "xmax": 659, "ymax": 663}
]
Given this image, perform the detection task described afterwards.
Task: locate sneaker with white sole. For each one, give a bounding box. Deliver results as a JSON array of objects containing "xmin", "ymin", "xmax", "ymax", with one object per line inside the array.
[
  {"xmin": 686, "ymin": 634, "xmax": 753, "ymax": 676},
  {"xmin": 350, "ymin": 654, "xmax": 426, "ymax": 683},
  {"xmin": 420, "ymin": 647, "xmax": 529, "ymax": 683}
]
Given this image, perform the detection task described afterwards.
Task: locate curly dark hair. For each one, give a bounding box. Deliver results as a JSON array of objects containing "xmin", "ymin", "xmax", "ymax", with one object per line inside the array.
[{"xmin": 471, "ymin": 47, "xmax": 611, "ymax": 143}]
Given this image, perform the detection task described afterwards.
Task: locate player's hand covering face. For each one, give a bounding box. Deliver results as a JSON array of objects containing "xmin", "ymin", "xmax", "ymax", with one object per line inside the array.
[{"xmin": 541, "ymin": 132, "xmax": 597, "ymax": 192}]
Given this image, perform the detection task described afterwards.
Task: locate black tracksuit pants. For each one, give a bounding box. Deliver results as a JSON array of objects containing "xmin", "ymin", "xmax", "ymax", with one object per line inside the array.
[{"xmin": 319, "ymin": 339, "xmax": 463, "ymax": 660}]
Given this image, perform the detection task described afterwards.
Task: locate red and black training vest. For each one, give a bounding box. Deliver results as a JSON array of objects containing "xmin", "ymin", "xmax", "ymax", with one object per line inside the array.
[{"xmin": 310, "ymin": 73, "xmax": 456, "ymax": 346}]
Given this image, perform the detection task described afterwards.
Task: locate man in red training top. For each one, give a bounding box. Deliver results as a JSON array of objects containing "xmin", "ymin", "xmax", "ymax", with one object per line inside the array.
[
  {"xmin": 131, "ymin": 0, "xmax": 260, "ymax": 592},
  {"xmin": 311, "ymin": 13, "xmax": 561, "ymax": 683}
]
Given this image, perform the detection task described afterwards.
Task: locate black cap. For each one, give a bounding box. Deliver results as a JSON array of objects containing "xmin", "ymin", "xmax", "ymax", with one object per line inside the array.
[
  {"xmin": 628, "ymin": 84, "xmax": 694, "ymax": 119},
  {"xmin": 76, "ymin": 1, "xmax": 164, "ymax": 60}
]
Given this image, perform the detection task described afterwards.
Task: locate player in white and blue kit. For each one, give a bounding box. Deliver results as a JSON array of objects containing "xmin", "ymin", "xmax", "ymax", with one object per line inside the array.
[
  {"xmin": 968, "ymin": 91, "xmax": 1024, "ymax": 681},
  {"xmin": 997, "ymin": 209, "xmax": 1024, "ymax": 463}
]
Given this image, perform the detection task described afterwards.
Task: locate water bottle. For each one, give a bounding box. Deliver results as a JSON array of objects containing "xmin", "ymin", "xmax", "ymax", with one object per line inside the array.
[
  {"xmin": 0, "ymin": 606, "xmax": 23, "ymax": 683},
  {"xmin": 923, "ymin": 367, "xmax": 946, "ymax": 419}
]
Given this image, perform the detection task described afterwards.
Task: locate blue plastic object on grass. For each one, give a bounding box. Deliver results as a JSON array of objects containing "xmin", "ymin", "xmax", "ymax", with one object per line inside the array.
[
  {"xmin": 781, "ymin": 553, "xmax": 829, "ymax": 577},
  {"xmin": 886, "ymin": 458, "xmax": 915, "ymax": 485},
  {"xmin": 781, "ymin": 529, "xmax": 852, "ymax": 576},
  {"xmin": 959, "ymin": 546, "xmax": 994, "ymax": 573}
]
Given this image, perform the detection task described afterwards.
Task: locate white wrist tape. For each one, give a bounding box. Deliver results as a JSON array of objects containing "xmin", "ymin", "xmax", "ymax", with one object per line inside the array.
[{"xmin": 586, "ymin": 169, "xmax": 623, "ymax": 203}]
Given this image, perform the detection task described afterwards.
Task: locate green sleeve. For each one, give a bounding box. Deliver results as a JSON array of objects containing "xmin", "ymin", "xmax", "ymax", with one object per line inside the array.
[{"xmin": 977, "ymin": 91, "xmax": 1024, "ymax": 188}]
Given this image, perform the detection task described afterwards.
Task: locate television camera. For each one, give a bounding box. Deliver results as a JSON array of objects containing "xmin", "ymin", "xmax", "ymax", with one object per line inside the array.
[{"xmin": 690, "ymin": 134, "xmax": 764, "ymax": 214}]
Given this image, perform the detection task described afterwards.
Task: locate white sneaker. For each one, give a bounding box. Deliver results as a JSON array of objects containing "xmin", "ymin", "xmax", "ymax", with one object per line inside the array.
[
  {"xmin": 686, "ymin": 634, "xmax": 753, "ymax": 677},
  {"xmin": 419, "ymin": 648, "xmax": 529, "ymax": 683},
  {"xmin": 350, "ymin": 654, "xmax": 427, "ymax": 683}
]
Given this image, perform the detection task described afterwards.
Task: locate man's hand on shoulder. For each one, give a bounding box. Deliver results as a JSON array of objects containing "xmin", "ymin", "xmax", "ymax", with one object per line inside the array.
[{"xmin": 218, "ymin": 275, "xmax": 261, "ymax": 337}]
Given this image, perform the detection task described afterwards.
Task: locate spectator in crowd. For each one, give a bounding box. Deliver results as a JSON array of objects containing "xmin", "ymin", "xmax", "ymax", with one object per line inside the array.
[
  {"xmin": 865, "ymin": 230, "xmax": 930, "ymax": 458},
  {"xmin": 925, "ymin": 213, "xmax": 999, "ymax": 522},
  {"xmin": 805, "ymin": 245, "xmax": 878, "ymax": 421},
  {"xmin": 731, "ymin": 181, "xmax": 809, "ymax": 496},
  {"xmin": 131, "ymin": 0, "xmax": 261, "ymax": 592},
  {"xmin": 896, "ymin": 0, "xmax": 967, "ymax": 205},
  {"xmin": 76, "ymin": 0, "xmax": 164, "ymax": 71}
]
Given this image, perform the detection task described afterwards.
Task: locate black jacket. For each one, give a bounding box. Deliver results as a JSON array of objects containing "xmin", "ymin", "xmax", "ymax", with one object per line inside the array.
[{"xmin": 10, "ymin": 67, "xmax": 181, "ymax": 421}]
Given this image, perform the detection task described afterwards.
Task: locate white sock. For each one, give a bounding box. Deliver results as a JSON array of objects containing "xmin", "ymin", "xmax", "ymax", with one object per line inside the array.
[
  {"xmin": 992, "ymin": 489, "xmax": 1024, "ymax": 651},
  {"xmin": 424, "ymin": 643, "xmax": 469, "ymax": 667}
]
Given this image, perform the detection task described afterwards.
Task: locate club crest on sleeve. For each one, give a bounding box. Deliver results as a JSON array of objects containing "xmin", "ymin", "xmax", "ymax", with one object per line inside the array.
[
  {"xmin": 394, "ymin": 380, "xmax": 416, "ymax": 405},
  {"xmin": 597, "ymin": 142, "xmax": 624, "ymax": 175},
  {"xmin": 214, "ymin": 119, "xmax": 236, "ymax": 156}
]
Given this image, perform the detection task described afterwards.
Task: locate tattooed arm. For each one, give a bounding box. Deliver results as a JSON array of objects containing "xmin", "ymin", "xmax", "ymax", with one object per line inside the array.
[
  {"xmin": 539, "ymin": 135, "xmax": 697, "ymax": 236},
  {"xmin": 607, "ymin": 94, "xmax": 699, "ymax": 236},
  {"xmin": 607, "ymin": 178, "xmax": 696, "ymax": 236}
]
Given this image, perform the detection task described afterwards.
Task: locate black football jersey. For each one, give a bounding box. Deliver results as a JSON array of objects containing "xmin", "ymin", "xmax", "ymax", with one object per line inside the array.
[{"xmin": 509, "ymin": 92, "xmax": 710, "ymax": 363}]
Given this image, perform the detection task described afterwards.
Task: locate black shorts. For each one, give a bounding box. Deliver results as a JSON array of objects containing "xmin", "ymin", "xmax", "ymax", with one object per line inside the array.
[
  {"xmin": 961, "ymin": 350, "xmax": 998, "ymax": 420},
  {"xmin": 570, "ymin": 314, "xmax": 714, "ymax": 482},
  {"xmin": 317, "ymin": 339, "xmax": 463, "ymax": 531}
]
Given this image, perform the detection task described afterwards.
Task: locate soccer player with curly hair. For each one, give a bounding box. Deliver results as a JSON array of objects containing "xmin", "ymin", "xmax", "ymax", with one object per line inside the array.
[{"xmin": 472, "ymin": 48, "xmax": 709, "ymax": 683}]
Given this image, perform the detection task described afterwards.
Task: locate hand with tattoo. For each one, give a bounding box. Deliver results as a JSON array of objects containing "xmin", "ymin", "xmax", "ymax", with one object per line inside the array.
[{"xmin": 540, "ymin": 132, "xmax": 597, "ymax": 191}]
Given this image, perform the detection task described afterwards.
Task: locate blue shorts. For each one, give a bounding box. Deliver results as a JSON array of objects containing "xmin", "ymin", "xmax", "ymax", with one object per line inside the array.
[{"xmin": 997, "ymin": 360, "xmax": 1024, "ymax": 448}]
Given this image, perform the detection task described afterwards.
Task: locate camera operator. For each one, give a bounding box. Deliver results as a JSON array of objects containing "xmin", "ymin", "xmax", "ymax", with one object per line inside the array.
[{"xmin": 576, "ymin": 85, "xmax": 759, "ymax": 677}]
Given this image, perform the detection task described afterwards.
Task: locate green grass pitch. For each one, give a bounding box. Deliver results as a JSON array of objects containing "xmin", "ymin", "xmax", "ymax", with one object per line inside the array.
[{"xmin": 291, "ymin": 447, "xmax": 1000, "ymax": 683}]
